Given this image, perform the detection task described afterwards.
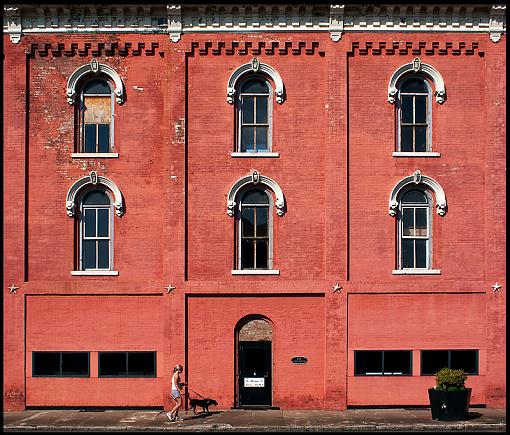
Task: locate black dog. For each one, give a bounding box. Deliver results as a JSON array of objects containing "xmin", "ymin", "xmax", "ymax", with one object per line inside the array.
[{"xmin": 188, "ymin": 398, "xmax": 218, "ymax": 414}]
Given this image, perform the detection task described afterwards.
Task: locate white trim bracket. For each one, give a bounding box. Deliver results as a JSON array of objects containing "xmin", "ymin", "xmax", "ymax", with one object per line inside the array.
[
  {"xmin": 66, "ymin": 171, "xmax": 124, "ymax": 217},
  {"xmin": 490, "ymin": 5, "xmax": 506, "ymax": 42},
  {"xmin": 388, "ymin": 58, "xmax": 446, "ymax": 104},
  {"xmin": 227, "ymin": 170, "xmax": 286, "ymax": 217},
  {"xmin": 329, "ymin": 5, "xmax": 345, "ymax": 42},
  {"xmin": 66, "ymin": 59, "xmax": 125, "ymax": 105},
  {"xmin": 167, "ymin": 4, "xmax": 182, "ymax": 42},
  {"xmin": 389, "ymin": 170, "xmax": 447, "ymax": 217},
  {"xmin": 227, "ymin": 59, "xmax": 285, "ymax": 104}
]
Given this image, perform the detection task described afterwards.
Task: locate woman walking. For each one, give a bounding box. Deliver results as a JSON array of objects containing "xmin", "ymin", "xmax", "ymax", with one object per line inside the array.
[{"xmin": 167, "ymin": 364, "xmax": 186, "ymax": 422}]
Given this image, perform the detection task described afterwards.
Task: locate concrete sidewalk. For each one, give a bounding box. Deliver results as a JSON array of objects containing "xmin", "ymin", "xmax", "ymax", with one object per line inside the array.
[{"xmin": 3, "ymin": 408, "xmax": 506, "ymax": 432}]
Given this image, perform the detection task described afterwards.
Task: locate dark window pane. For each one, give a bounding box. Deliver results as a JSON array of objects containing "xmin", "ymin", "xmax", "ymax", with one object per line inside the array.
[
  {"xmin": 242, "ymin": 208, "xmax": 255, "ymax": 237},
  {"xmin": 401, "ymin": 96, "xmax": 413, "ymax": 123},
  {"xmin": 415, "ymin": 96, "xmax": 427, "ymax": 123},
  {"xmin": 97, "ymin": 240, "xmax": 109, "ymax": 269},
  {"xmin": 242, "ymin": 79, "xmax": 269, "ymax": 93},
  {"xmin": 128, "ymin": 352, "xmax": 156, "ymax": 377},
  {"xmin": 97, "ymin": 209, "xmax": 109, "ymax": 237},
  {"xmin": 83, "ymin": 240, "xmax": 96, "ymax": 269},
  {"xmin": 256, "ymin": 207, "xmax": 268, "ymax": 237},
  {"xmin": 255, "ymin": 126, "xmax": 268, "ymax": 151},
  {"xmin": 384, "ymin": 351, "xmax": 411, "ymax": 375},
  {"xmin": 401, "ymin": 78, "xmax": 428, "ymax": 93},
  {"xmin": 402, "ymin": 190, "xmax": 428, "ymax": 204},
  {"xmin": 84, "ymin": 124, "xmax": 96, "ymax": 153},
  {"xmin": 422, "ymin": 350, "xmax": 449, "ymax": 375},
  {"xmin": 355, "ymin": 351, "xmax": 382, "ymax": 375},
  {"xmin": 84, "ymin": 79, "xmax": 111, "ymax": 95},
  {"xmin": 415, "ymin": 126, "xmax": 427, "ymax": 152},
  {"xmin": 256, "ymin": 240, "xmax": 268, "ymax": 269},
  {"xmin": 242, "ymin": 97, "xmax": 254, "ymax": 124},
  {"xmin": 61, "ymin": 353, "xmax": 89, "ymax": 376},
  {"xmin": 242, "ymin": 190, "xmax": 269, "ymax": 205},
  {"xmin": 84, "ymin": 209, "xmax": 96, "ymax": 237},
  {"xmin": 99, "ymin": 352, "xmax": 127, "ymax": 376},
  {"xmin": 402, "ymin": 208, "xmax": 414, "ymax": 237},
  {"xmin": 83, "ymin": 190, "xmax": 110, "ymax": 205},
  {"xmin": 401, "ymin": 126, "xmax": 413, "ymax": 152},
  {"xmin": 415, "ymin": 239, "xmax": 427, "ymax": 268},
  {"xmin": 256, "ymin": 96, "xmax": 268, "ymax": 123},
  {"xmin": 97, "ymin": 124, "xmax": 110, "ymax": 153},
  {"xmin": 241, "ymin": 127, "xmax": 254, "ymax": 152},
  {"xmin": 415, "ymin": 208, "xmax": 428, "ymax": 236},
  {"xmin": 241, "ymin": 239, "xmax": 255, "ymax": 269},
  {"xmin": 33, "ymin": 352, "xmax": 60, "ymax": 376},
  {"xmin": 402, "ymin": 239, "xmax": 414, "ymax": 268},
  {"xmin": 450, "ymin": 350, "xmax": 478, "ymax": 375}
]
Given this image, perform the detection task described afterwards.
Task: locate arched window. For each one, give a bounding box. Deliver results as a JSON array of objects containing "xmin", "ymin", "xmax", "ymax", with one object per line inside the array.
[
  {"xmin": 238, "ymin": 188, "xmax": 271, "ymax": 270},
  {"xmin": 397, "ymin": 76, "xmax": 432, "ymax": 153},
  {"xmin": 237, "ymin": 77, "xmax": 271, "ymax": 153},
  {"xmin": 398, "ymin": 188, "xmax": 432, "ymax": 270},
  {"xmin": 79, "ymin": 189, "xmax": 113, "ymax": 271},
  {"xmin": 77, "ymin": 78, "xmax": 114, "ymax": 153}
]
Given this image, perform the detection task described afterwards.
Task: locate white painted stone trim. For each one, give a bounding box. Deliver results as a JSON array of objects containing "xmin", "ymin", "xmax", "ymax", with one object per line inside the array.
[
  {"xmin": 227, "ymin": 60, "xmax": 284, "ymax": 104},
  {"xmin": 329, "ymin": 5, "xmax": 345, "ymax": 42},
  {"xmin": 392, "ymin": 152, "xmax": 441, "ymax": 157},
  {"xmin": 392, "ymin": 269, "xmax": 441, "ymax": 275},
  {"xmin": 231, "ymin": 152, "xmax": 279, "ymax": 158},
  {"xmin": 231, "ymin": 269, "xmax": 280, "ymax": 275},
  {"xmin": 489, "ymin": 5, "xmax": 506, "ymax": 42},
  {"xmin": 388, "ymin": 58, "xmax": 446, "ymax": 104},
  {"xmin": 227, "ymin": 170, "xmax": 285, "ymax": 217},
  {"xmin": 66, "ymin": 172, "xmax": 124, "ymax": 217},
  {"xmin": 71, "ymin": 153, "xmax": 119, "ymax": 158},
  {"xmin": 4, "ymin": 5, "xmax": 21, "ymax": 43},
  {"xmin": 167, "ymin": 4, "xmax": 182, "ymax": 42},
  {"xmin": 388, "ymin": 170, "xmax": 447, "ymax": 216},
  {"xmin": 67, "ymin": 61, "xmax": 125, "ymax": 105},
  {"xmin": 71, "ymin": 270, "xmax": 119, "ymax": 276}
]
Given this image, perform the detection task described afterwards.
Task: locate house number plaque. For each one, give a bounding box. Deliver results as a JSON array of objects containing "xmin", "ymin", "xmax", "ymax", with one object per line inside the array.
[{"xmin": 291, "ymin": 356, "xmax": 308, "ymax": 365}]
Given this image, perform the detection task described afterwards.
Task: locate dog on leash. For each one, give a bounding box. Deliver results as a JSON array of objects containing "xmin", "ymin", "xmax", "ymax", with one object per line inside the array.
[{"xmin": 188, "ymin": 398, "xmax": 218, "ymax": 414}]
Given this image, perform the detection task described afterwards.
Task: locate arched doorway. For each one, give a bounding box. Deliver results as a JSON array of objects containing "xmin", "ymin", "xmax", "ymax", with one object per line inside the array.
[{"xmin": 235, "ymin": 315, "xmax": 273, "ymax": 407}]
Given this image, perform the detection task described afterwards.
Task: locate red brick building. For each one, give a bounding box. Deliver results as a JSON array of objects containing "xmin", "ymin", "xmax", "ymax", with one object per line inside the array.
[{"xmin": 3, "ymin": 4, "xmax": 506, "ymax": 411}]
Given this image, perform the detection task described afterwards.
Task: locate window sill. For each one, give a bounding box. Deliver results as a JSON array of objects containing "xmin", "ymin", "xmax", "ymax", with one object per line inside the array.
[
  {"xmin": 71, "ymin": 270, "xmax": 119, "ymax": 276},
  {"xmin": 392, "ymin": 269, "xmax": 441, "ymax": 275},
  {"xmin": 392, "ymin": 152, "xmax": 441, "ymax": 157},
  {"xmin": 230, "ymin": 152, "xmax": 280, "ymax": 158},
  {"xmin": 71, "ymin": 153, "xmax": 119, "ymax": 158},
  {"xmin": 231, "ymin": 269, "xmax": 280, "ymax": 275}
]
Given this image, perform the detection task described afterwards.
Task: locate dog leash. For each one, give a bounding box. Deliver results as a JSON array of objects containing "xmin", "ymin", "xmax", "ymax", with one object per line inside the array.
[{"xmin": 186, "ymin": 384, "xmax": 206, "ymax": 400}]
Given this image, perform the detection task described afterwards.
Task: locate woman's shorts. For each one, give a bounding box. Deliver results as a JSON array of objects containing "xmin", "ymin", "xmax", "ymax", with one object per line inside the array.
[{"xmin": 171, "ymin": 390, "xmax": 181, "ymax": 400}]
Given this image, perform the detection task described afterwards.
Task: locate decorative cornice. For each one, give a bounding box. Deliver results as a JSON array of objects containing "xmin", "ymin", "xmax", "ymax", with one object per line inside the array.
[
  {"xmin": 67, "ymin": 60, "xmax": 125, "ymax": 105},
  {"xmin": 388, "ymin": 58, "xmax": 446, "ymax": 104},
  {"xmin": 388, "ymin": 170, "xmax": 447, "ymax": 217},
  {"xmin": 4, "ymin": 5, "xmax": 505, "ymax": 44},
  {"xmin": 227, "ymin": 170, "xmax": 286, "ymax": 217},
  {"xmin": 66, "ymin": 171, "xmax": 124, "ymax": 217},
  {"xmin": 186, "ymin": 40, "xmax": 320, "ymax": 56},
  {"xmin": 227, "ymin": 59, "xmax": 284, "ymax": 104},
  {"xmin": 26, "ymin": 42, "xmax": 161, "ymax": 58},
  {"xmin": 349, "ymin": 41, "xmax": 483, "ymax": 56}
]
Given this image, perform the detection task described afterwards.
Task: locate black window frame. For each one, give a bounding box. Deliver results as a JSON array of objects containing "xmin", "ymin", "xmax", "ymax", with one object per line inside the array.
[
  {"xmin": 420, "ymin": 349, "xmax": 479, "ymax": 376},
  {"xmin": 32, "ymin": 351, "xmax": 90, "ymax": 378},
  {"xmin": 354, "ymin": 350, "xmax": 413, "ymax": 376},
  {"xmin": 98, "ymin": 351, "xmax": 157, "ymax": 378}
]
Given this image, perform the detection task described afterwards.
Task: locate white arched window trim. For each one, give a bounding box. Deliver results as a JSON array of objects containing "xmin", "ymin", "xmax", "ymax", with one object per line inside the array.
[
  {"xmin": 66, "ymin": 59, "xmax": 125, "ymax": 105},
  {"xmin": 66, "ymin": 171, "xmax": 124, "ymax": 217},
  {"xmin": 227, "ymin": 170, "xmax": 285, "ymax": 217},
  {"xmin": 388, "ymin": 170, "xmax": 447, "ymax": 217},
  {"xmin": 227, "ymin": 58, "xmax": 285, "ymax": 104},
  {"xmin": 388, "ymin": 58, "xmax": 446, "ymax": 105}
]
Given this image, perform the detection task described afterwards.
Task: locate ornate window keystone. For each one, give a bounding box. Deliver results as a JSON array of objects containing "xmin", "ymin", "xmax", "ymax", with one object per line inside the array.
[
  {"xmin": 227, "ymin": 61, "xmax": 285, "ymax": 104},
  {"xmin": 227, "ymin": 171, "xmax": 285, "ymax": 217},
  {"xmin": 66, "ymin": 172, "xmax": 124, "ymax": 217},
  {"xmin": 388, "ymin": 59, "xmax": 446, "ymax": 104},
  {"xmin": 67, "ymin": 62, "xmax": 125, "ymax": 105},
  {"xmin": 389, "ymin": 170, "xmax": 447, "ymax": 217}
]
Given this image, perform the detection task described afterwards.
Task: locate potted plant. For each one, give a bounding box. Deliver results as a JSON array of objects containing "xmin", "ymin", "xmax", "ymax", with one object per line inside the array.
[{"xmin": 428, "ymin": 368, "xmax": 472, "ymax": 421}]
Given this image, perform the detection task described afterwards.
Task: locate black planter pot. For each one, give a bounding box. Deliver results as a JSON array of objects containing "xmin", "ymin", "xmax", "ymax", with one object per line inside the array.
[{"xmin": 428, "ymin": 388, "xmax": 472, "ymax": 421}]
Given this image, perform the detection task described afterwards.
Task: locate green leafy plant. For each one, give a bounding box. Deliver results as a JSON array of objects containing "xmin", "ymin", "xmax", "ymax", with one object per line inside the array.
[{"xmin": 435, "ymin": 367, "xmax": 467, "ymax": 391}]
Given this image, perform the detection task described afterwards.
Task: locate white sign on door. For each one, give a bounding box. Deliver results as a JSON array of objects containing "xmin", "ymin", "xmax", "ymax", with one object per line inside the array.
[{"xmin": 244, "ymin": 377, "xmax": 265, "ymax": 387}]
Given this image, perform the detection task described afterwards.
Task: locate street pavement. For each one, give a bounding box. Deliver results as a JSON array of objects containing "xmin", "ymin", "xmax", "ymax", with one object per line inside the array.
[{"xmin": 3, "ymin": 407, "xmax": 506, "ymax": 432}]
